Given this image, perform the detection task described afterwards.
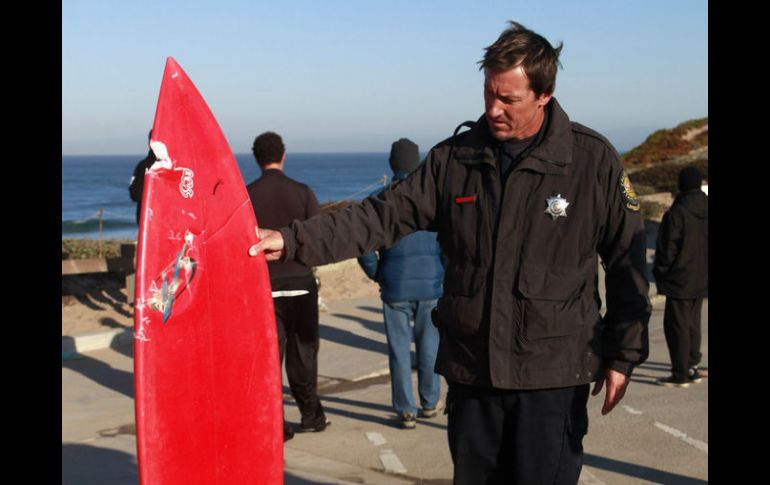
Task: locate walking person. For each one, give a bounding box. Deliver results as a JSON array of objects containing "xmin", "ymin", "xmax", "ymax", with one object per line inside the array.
[
  {"xmin": 250, "ymin": 22, "xmax": 650, "ymax": 484},
  {"xmin": 246, "ymin": 131, "xmax": 329, "ymax": 441},
  {"xmin": 653, "ymin": 166, "xmax": 708, "ymax": 388},
  {"xmin": 357, "ymin": 138, "xmax": 445, "ymax": 429}
]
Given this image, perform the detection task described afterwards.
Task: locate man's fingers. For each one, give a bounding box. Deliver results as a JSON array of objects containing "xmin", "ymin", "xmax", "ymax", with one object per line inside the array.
[
  {"xmin": 602, "ymin": 385, "xmax": 626, "ymax": 415},
  {"xmin": 600, "ymin": 368, "xmax": 629, "ymax": 415},
  {"xmin": 591, "ymin": 378, "xmax": 604, "ymax": 396},
  {"xmin": 248, "ymin": 228, "xmax": 285, "ymax": 260}
]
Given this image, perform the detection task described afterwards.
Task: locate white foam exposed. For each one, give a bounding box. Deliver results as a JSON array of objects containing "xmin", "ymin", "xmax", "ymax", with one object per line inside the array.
[{"xmin": 149, "ymin": 140, "xmax": 172, "ymax": 170}]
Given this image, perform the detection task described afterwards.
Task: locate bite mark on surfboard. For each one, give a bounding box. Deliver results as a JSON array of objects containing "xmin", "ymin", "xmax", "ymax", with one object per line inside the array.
[
  {"xmin": 149, "ymin": 140, "xmax": 172, "ymax": 169},
  {"xmin": 147, "ymin": 231, "xmax": 198, "ymax": 323},
  {"xmin": 148, "ymin": 140, "xmax": 195, "ymax": 198}
]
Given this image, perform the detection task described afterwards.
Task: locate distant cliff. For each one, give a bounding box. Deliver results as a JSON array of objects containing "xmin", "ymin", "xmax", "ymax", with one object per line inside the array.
[{"xmin": 623, "ymin": 117, "xmax": 708, "ymax": 195}]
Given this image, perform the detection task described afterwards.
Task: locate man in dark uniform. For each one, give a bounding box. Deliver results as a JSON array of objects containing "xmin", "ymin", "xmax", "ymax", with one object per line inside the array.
[
  {"xmin": 249, "ymin": 22, "xmax": 650, "ymax": 484},
  {"xmin": 246, "ymin": 132, "xmax": 328, "ymax": 442},
  {"xmin": 654, "ymin": 166, "xmax": 708, "ymax": 388}
]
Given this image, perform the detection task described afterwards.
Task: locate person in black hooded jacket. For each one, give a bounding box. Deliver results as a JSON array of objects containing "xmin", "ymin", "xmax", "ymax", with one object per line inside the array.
[
  {"xmin": 129, "ymin": 130, "xmax": 157, "ymax": 225},
  {"xmin": 653, "ymin": 166, "xmax": 708, "ymax": 387}
]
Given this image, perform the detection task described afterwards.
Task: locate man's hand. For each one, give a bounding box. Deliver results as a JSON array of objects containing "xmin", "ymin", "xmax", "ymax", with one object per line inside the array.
[
  {"xmin": 591, "ymin": 368, "xmax": 629, "ymax": 415},
  {"xmin": 249, "ymin": 228, "xmax": 286, "ymax": 262}
]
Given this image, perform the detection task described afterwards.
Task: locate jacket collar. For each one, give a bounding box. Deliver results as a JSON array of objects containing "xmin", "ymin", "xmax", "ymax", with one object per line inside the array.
[{"xmin": 453, "ymin": 98, "xmax": 574, "ymax": 175}]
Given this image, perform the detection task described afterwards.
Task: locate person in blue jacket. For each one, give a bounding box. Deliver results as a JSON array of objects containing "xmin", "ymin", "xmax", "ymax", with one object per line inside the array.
[{"xmin": 358, "ymin": 138, "xmax": 445, "ymax": 429}]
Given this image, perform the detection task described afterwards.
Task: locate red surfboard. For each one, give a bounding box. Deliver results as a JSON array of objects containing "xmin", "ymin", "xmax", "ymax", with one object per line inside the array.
[{"xmin": 134, "ymin": 57, "xmax": 283, "ymax": 484}]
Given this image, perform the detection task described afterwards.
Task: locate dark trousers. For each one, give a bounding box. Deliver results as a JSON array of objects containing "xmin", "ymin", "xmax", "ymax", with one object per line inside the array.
[
  {"xmin": 272, "ymin": 274, "xmax": 326, "ymax": 429},
  {"xmin": 446, "ymin": 382, "xmax": 589, "ymax": 485},
  {"xmin": 663, "ymin": 297, "xmax": 703, "ymax": 380}
]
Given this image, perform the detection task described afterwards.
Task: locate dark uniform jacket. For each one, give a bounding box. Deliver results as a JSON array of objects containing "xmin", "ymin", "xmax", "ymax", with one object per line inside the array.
[
  {"xmin": 279, "ymin": 99, "xmax": 651, "ymax": 389},
  {"xmin": 653, "ymin": 189, "xmax": 708, "ymax": 299},
  {"xmin": 247, "ymin": 169, "xmax": 319, "ymax": 284}
]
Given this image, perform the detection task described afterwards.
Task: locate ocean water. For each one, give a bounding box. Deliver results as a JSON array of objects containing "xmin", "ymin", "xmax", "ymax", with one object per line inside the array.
[{"xmin": 62, "ymin": 153, "xmax": 395, "ymax": 240}]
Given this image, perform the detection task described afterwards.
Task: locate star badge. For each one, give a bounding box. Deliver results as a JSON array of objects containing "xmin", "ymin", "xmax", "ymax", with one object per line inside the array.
[{"xmin": 545, "ymin": 194, "xmax": 569, "ymax": 220}]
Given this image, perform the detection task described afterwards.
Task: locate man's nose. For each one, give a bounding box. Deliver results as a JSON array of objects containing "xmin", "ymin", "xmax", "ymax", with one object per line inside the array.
[{"xmin": 487, "ymin": 101, "xmax": 503, "ymax": 118}]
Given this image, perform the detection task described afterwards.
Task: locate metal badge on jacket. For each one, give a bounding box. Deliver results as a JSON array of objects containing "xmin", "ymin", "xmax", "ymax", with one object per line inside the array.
[{"xmin": 545, "ymin": 194, "xmax": 569, "ymax": 220}]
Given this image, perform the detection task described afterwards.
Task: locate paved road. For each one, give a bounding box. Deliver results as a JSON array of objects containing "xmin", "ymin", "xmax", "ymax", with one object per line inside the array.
[{"xmin": 62, "ymin": 296, "xmax": 707, "ymax": 484}]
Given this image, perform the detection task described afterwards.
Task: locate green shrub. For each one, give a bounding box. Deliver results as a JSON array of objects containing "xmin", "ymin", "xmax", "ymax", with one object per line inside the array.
[
  {"xmin": 629, "ymin": 159, "xmax": 708, "ymax": 194},
  {"xmin": 62, "ymin": 239, "xmax": 133, "ymax": 260}
]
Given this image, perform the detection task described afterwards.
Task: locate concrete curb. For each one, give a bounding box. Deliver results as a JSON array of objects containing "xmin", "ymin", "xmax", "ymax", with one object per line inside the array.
[{"xmin": 62, "ymin": 328, "xmax": 133, "ymax": 359}]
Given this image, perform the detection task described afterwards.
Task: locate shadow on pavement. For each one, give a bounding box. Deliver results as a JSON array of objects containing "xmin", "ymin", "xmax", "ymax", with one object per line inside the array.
[
  {"xmin": 63, "ymin": 444, "xmax": 328, "ymax": 485},
  {"xmin": 62, "ymin": 345, "xmax": 134, "ymax": 399},
  {"xmin": 110, "ymin": 338, "xmax": 135, "ymax": 360},
  {"xmin": 636, "ymin": 360, "xmax": 672, "ymax": 371},
  {"xmin": 319, "ymin": 324, "xmax": 388, "ymax": 355},
  {"xmin": 313, "ymin": 395, "xmax": 448, "ymax": 431},
  {"xmin": 285, "ymin": 471, "xmax": 350, "ymax": 484},
  {"xmin": 320, "ymin": 394, "xmax": 392, "ymax": 414},
  {"xmin": 357, "ymin": 305, "xmax": 383, "ymax": 315},
  {"xmin": 62, "ymin": 443, "xmax": 138, "ymax": 485},
  {"xmin": 584, "ymin": 454, "xmax": 706, "ymax": 484},
  {"xmin": 329, "ymin": 313, "xmax": 385, "ymax": 335}
]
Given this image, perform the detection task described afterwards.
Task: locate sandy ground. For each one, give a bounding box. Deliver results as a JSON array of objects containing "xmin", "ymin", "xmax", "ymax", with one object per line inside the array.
[{"xmin": 61, "ymin": 258, "xmax": 380, "ymax": 336}]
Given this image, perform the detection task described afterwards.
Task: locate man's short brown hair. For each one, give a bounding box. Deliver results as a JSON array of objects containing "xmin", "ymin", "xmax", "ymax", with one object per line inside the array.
[
  {"xmin": 479, "ymin": 21, "xmax": 563, "ymax": 97},
  {"xmin": 252, "ymin": 131, "xmax": 285, "ymax": 167}
]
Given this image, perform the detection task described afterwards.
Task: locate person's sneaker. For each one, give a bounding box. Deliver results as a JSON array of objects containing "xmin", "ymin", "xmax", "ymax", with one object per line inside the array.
[
  {"xmin": 400, "ymin": 412, "xmax": 417, "ymax": 429},
  {"xmin": 420, "ymin": 407, "xmax": 438, "ymax": 418},
  {"xmin": 298, "ymin": 419, "xmax": 331, "ymax": 433},
  {"xmin": 689, "ymin": 367, "xmax": 707, "ymax": 383},
  {"xmin": 420, "ymin": 400, "xmax": 443, "ymax": 418},
  {"xmin": 657, "ymin": 376, "xmax": 690, "ymax": 388}
]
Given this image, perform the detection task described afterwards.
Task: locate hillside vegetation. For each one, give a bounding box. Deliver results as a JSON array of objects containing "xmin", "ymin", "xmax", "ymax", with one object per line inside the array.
[{"xmin": 623, "ymin": 117, "xmax": 708, "ymax": 196}]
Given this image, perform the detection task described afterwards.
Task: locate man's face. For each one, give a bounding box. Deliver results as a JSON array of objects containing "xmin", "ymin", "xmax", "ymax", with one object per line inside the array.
[{"xmin": 484, "ymin": 65, "xmax": 552, "ymax": 141}]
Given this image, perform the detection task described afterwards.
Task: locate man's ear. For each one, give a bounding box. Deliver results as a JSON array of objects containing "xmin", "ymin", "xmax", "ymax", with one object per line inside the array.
[{"xmin": 537, "ymin": 93, "xmax": 553, "ymax": 109}]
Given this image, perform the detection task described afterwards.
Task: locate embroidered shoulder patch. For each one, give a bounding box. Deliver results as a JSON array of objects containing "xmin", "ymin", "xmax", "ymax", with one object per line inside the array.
[{"xmin": 619, "ymin": 169, "xmax": 640, "ymax": 211}]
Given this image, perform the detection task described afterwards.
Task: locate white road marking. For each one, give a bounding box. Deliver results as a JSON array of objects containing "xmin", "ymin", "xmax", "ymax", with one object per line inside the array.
[
  {"xmin": 366, "ymin": 431, "xmax": 387, "ymax": 446},
  {"xmin": 622, "ymin": 405, "xmax": 643, "ymax": 415},
  {"xmin": 654, "ymin": 421, "xmax": 708, "ymax": 453},
  {"xmin": 272, "ymin": 290, "xmax": 310, "ymax": 298},
  {"xmin": 379, "ymin": 449, "xmax": 407, "ymax": 474},
  {"xmin": 579, "ymin": 467, "xmax": 607, "ymax": 485}
]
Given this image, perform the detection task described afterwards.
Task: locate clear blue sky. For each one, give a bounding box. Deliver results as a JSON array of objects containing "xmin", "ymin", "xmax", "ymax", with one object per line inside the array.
[{"xmin": 62, "ymin": 0, "xmax": 707, "ymax": 155}]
